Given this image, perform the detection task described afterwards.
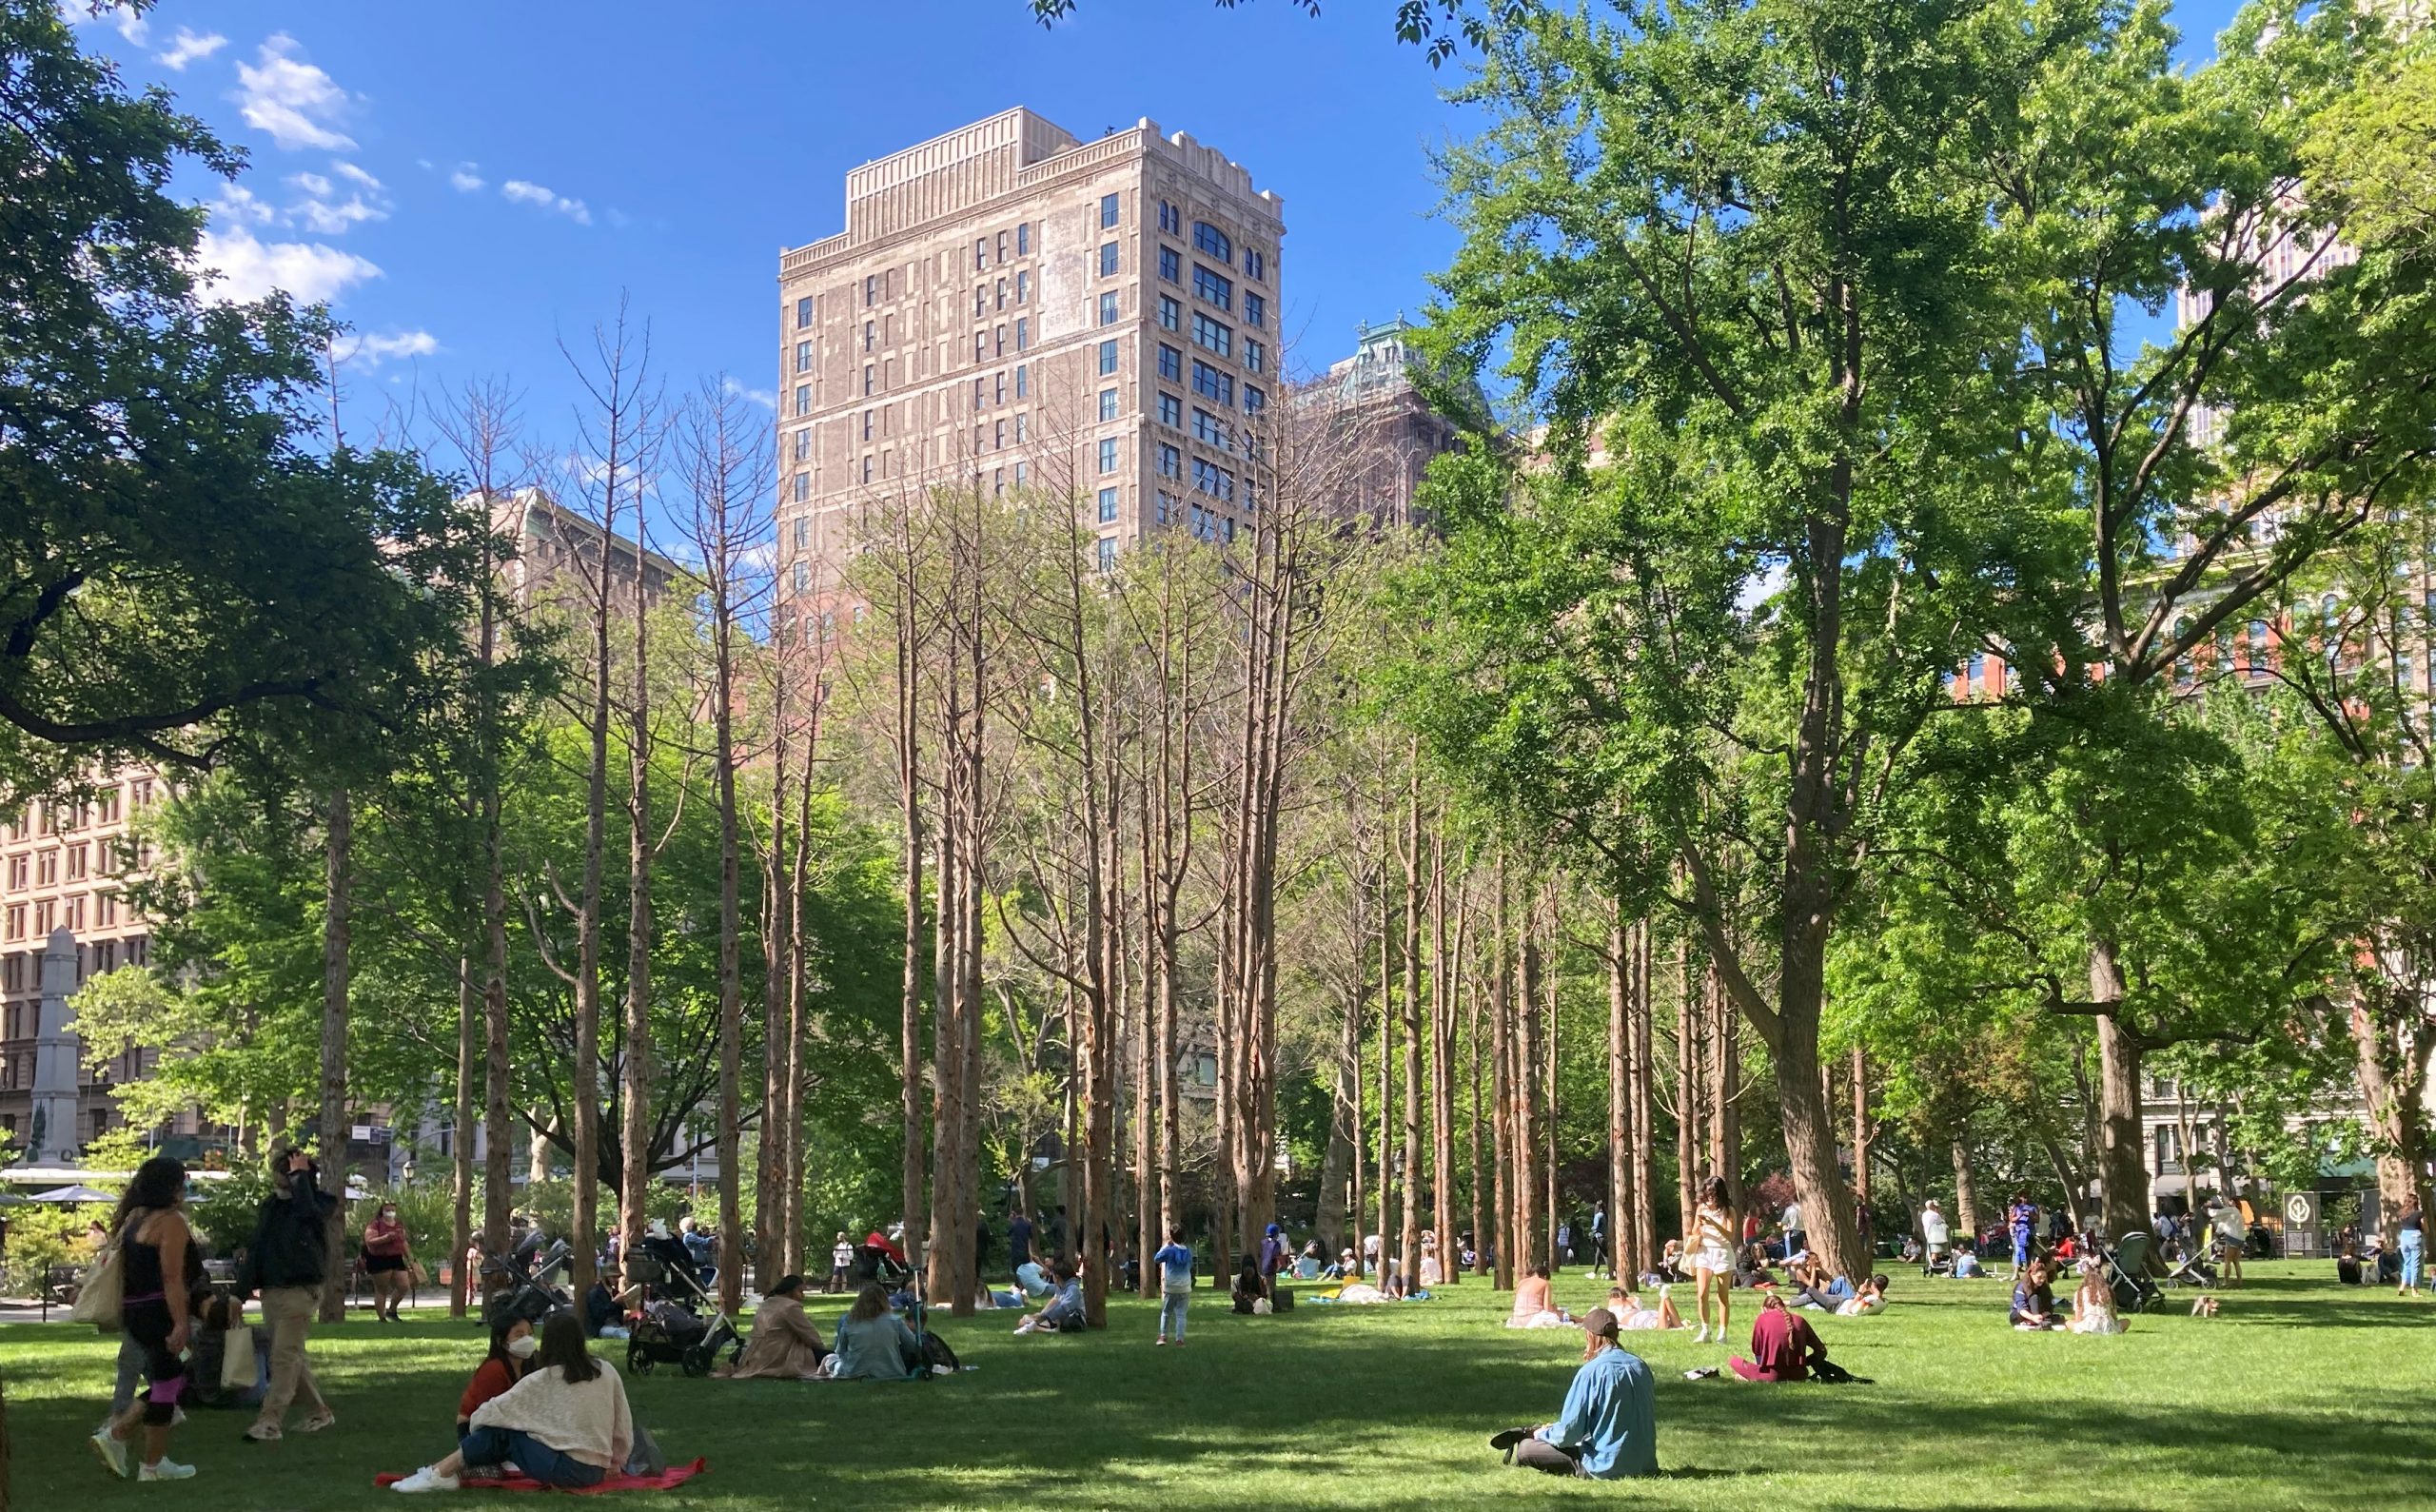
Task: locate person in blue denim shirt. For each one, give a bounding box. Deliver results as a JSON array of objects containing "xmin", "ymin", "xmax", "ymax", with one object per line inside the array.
[
  {"xmin": 1153, "ymin": 1229, "xmax": 1194, "ymax": 1345},
  {"xmin": 1496, "ymin": 1308, "xmax": 1658, "ymax": 1480}
]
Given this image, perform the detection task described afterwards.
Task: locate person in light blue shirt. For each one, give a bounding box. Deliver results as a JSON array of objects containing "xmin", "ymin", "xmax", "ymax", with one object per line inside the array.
[
  {"xmin": 1152, "ymin": 1229, "xmax": 1195, "ymax": 1346},
  {"xmin": 1498, "ymin": 1308, "xmax": 1657, "ymax": 1479}
]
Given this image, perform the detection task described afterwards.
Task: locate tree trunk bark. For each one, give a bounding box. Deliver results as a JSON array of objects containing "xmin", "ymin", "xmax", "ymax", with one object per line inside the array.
[
  {"xmin": 1512, "ymin": 903, "xmax": 1542, "ymax": 1274},
  {"xmin": 1431, "ymin": 836, "xmax": 1458, "ymax": 1286},
  {"xmin": 1606, "ymin": 908, "xmax": 1629, "ymax": 1283},
  {"xmin": 1490, "ymin": 854, "xmax": 1512, "ymax": 1288},
  {"xmin": 1951, "ymin": 1137, "xmax": 1979, "ymax": 1243},
  {"xmin": 1627, "ymin": 919, "xmax": 1656, "ymax": 1279},
  {"xmin": 1398, "ymin": 757, "xmax": 1423, "ymax": 1286},
  {"xmin": 2089, "ymin": 940, "xmax": 2151, "ymax": 1240},
  {"xmin": 451, "ymin": 952, "xmax": 476, "ymax": 1317},
  {"xmin": 318, "ymin": 786, "xmax": 352, "ymax": 1324},
  {"xmin": 2353, "ymin": 981, "xmax": 2431, "ymax": 1247}
]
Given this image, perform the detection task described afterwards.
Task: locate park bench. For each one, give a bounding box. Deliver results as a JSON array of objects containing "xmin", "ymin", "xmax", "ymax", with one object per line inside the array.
[{"xmin": 42, "ymin": 1264, "xmax": 82, "ymax": 1320}]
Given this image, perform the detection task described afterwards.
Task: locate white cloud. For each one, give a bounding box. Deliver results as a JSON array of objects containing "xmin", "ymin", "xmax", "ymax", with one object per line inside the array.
[
  {"xmin": 64, "ymin": 2, "xmax": 150, "ymax": 44},
  {"xmin": 448, "ymin": 164, "xmax": 485, "ymax": 193},
  {"xmin": 334, "ymin": 162, "xmax": 382, "ymax": 190},
  {"xmin": 335, "ymin": 329, "xmax": 439, "ymax": 368},
  {"xmin": 212, "ymin": 183, "xmax": 276, "ymax": 226},
  {"xmin": 292, "ymin": 194, "xmax": 384, "ymax": 235},
  {"xmin": 722, "ymin": 377, "xmax": 777, "ymax": 410},
  {"xmin": 289, "ymin": 170, "xmax": 334, "ymax": 197},
  {"xmin": 154, "ymin": 27, "xmax": 227, "ymax": 69},
  {"xmin": 501, "ymin": 179, "xmax": 590, "ymax": 226},
  {"xmin": 192, "ymin": 220, "xmax": 381, "ymax": 305},
  {"xmin": 235, "ymin": 33, "xmax": 357, "ymax": 151}
]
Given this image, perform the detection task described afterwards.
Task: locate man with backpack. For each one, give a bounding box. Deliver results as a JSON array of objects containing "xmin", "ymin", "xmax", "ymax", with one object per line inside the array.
[{"xmin": 242, "ymin": 1148, "xmax": 339, "ymax": 1443}]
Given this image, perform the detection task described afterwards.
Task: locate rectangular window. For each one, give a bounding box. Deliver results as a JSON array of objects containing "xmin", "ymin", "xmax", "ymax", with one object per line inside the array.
[
  {"xmin": 864, "ymin": 321, "xmax": 875, "ymax": 351},
  {"xmin": 974, "ymin": 285, "xmax": 988, "ymax": 317},
  {"xmin": 793, "ymin": 428, "xmax": 811, "ymax": 461},
  {"xmin": 1158, "ymin": 295, "xmax": 1181, "ymax": 332},
  {"xmin": 1247, "ymin": 248, "xmax": 1266, "ymax": 282},
  {"xmin": 792, "ymin": 560, "xmax": 810, "ymax": 592},
  {"xmin": 1101, "ymin": 192, "xmax": 1120, "ymax": 228},
  {"xmin": 860, "ymin": 456, "xmax": 873, "ymax": 483},
  {"xmin": 1014, "ymin": 460, "xmax": 1029, "ymax": 488},
  {"xmin": 1159, "ymin": 344, "xmax": 1182, "ymax": 382},
  {"xmin": 794, "ymin": 472, "xmax": 810, "ymax": 502},
  {"xmin": 1099, "ymin": 340, "xmax": 1120, "ymax": 377},
  {"xmin": 1193, "ymin": 265, "xmax": 1233, "ymax": 311},
  {"xmin": 974, "ymin": 332, "xmax": 988, "ymax": 362},
  {"xmin": 1017, "ymin": 222, "xmax": 1031, "ymax": 256},
  {"xmin": 1192, "ymin": 408, "xmax": 1230, "ymax": 449},
  {"xmin": 1099, "ymin": 242, "xmax": 1120, "ymax": 277},
  {"xmin": 1099, "ymin": 438, "xmax": 1119, "ymax": 475},
  {"xmin": 1191, "ymin": 313, "xmax": 1232, "ymax": 359},
  {"xmin": 994, "ymin": 372, "xmax": 1008, "ymax": 405},
  {"xmin": 994, "ymin": 420, "xmax": 1007, "ymax": 449},
  {"xmin": 1244, "ymin": 383, "xmax": 1266, "ymax": 415},
  {"xmin": 795, "ymin": 384, "xmax": 811, "ymax": 417},
  {"xmin": 1097, "ymin": 537, "xmax": 1117, "ymax": 573},
  {"xmin": 1099, "ymin": 388, "xmax": 1119, "ymax": 422},
  {"xmin": 1098, "ymin": 486, "xmax": 1119, "ymax": 523},
  {"xmin": 1015, "ymin": 318, "xmax": 1030, "ymax": 351},
  {"xmin": 1014, "ymin": 413, "xmax": 1029, "ymax": 443},
  {"xmin": 1158, "ymin": 392, "xmax": 1182, "ymax": 427},
  {"xmin": 973, "ymin": 378, "xmax": 986, "ymax": 411},
  {"xmin": 1192, "ymin": 459, "xmax": 1236, "ymax": 501},
  {"xmin": 997, "ymin": 230, "xmax": 1009, "ymax": 262},
  {"xmin": 865, "ymin": 274, "xmax": 877, "ymax": 304},
  {"xmin": 1157, "ymin": 443, "xmax": 1180, "ymax": 479},
  {"xmin": 974, "ymin": 238, "xmax": 988, "ymax": 270},
  {"xmin": 1193, "ymin": 221, "xmax": 1232, "ymax": 264},
  {"xmin": 795, "ymin": 296, "xmax": 814, "ymax": 328},
  {"xmin": 794, "ymin": 518, "xmax": 809, "ymax": 548},
  {"xmin": 1246, "ymin": 339, "xmax": 1266, "ymax": 374},
  {"xmin": 1015, "ymin": 363, "xmax": 1031, "ymax": 399},
  {"xmin": 995, "ymin": 278, "xmax": 1006, "ymax": 310},
  {"xmin": 1159, "ymin": 246, "xmax": 1180, "ymax": 284},
  {"xmin": 1099, "ymin": 291, "xmax": 1121, "ymax": 326},
  {"xmin": 862, "ymin": 409, "xmax": 874, "ymax": 441},
  {"xmin": 1245, "ymin": 292, "xmax": 1266, "ymax": 329},
  {"xmin": 1159, "ymin": 200, "xmax": 1180, "ymax": 233},
  {"xmin": 1015, "ymin": 270, "xmax": 1031, "ymax": 304},
  {"xmin": 1190, "ymin": 361, "xmax": 1234, "ymax": 405}
]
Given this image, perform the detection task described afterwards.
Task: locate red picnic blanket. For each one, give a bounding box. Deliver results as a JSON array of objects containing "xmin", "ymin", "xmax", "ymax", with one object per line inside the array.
[{"xmin": 375, "ymin": 1458, "xmax": 706, "ymax": 1494}]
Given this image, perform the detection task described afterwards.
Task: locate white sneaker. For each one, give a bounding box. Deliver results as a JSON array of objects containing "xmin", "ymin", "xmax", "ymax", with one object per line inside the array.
[
  {"xmin": 392, "ymin": 1466, "xmax": 462, "ymax": 1493},
  {"xmin": 139, "ymin": 1460, "xmax": 197, "ymax": 1482},
  {"xmin": 91, "ymin": 1429, "xmax": 131, "ymax": 1480}
]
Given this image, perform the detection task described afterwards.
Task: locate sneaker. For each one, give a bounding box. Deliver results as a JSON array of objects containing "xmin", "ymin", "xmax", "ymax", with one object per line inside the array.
[
  {"xmin": 1154, "ymin": 1337, "xmax": 1167, "ymax": 1346},
  {"xmin": 243, "ymin": 1423, "xmax": 282, "ymax": 1443},
  {"xmin": 139, "ymin": 1460, "xmax": 198, "ymax": 1482},
  {"xmin": 297, "ymin": 1410, "xmax": 337, "ymax": 1434},
  {"xmin": 392, "ymin": 1466, "xmax": 462, "ymax": 1493},
  {"xmin": 91, "ymin": 1429, "xmax": 132, "ymax": 1480}
]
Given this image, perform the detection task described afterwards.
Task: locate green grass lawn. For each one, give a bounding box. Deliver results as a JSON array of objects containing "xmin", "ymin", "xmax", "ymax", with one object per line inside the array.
[{"xmin": 8, "ymin": 1261, "xmax": 2430, "ymax": 1509}]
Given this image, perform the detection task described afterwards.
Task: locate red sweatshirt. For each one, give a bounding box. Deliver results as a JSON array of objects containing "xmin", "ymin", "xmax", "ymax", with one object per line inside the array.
[{"xmin": 1741, "ymin": 1306, "xmax": 1825, "ymax": 1382}]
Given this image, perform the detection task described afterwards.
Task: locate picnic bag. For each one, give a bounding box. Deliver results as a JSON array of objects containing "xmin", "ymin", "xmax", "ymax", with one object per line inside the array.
[
  {"xmin": 917, "ymin": 1329, "xmax": 960, "ymax": 1374},
  {"xmin": 220, "ymin": 1326, "xmax": 256, "ymax": 1391},
  {"xmin": 66, "ymin": 1244, "xmax": 124, "ymax": 1331}
]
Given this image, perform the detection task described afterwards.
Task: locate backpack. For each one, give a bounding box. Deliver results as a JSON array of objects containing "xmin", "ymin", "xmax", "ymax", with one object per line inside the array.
[
  {"xmin": 1810, "ymin": 1357, "xmax": 1870, "ymax": 1384},
  {"xmin": 1055, "ymin": 1312, "xmax": 1086, "ymax": 1334},
  {"xmin": 67, "ymin": 1243, "xmax": 124, "ymax": 1332},
  {"xmin": 916, "ymin": 1330, "xmax": 960, "ymax": 1374}
]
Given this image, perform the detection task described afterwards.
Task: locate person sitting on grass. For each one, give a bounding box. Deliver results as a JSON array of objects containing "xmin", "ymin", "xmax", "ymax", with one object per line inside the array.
[
  {"xmin": 1506, "ymin": 1263, "xmax": 1572, "ymax": 1329},
  {"xmin": 1014, "ymin": 1257, "xmax": 1054, "ymax": 1297},
  {"xmin": 1490, "ymin": 1308, "xmax": 1658, "ymax": 1479},
  {"xmin": 1834, "ymin": 1275, "xmax": 1891, "ymax": 1317},
  {"xmin": 2068, "ymin": 1261, "xmax": 2126, "ymax": 1335},
  {"xmin": 722, "ymin": 1275, "xmax": 830, "ymax": 1380},
  {"xmin": 1733, "ymin": 1242, "xmax": 1778, "ymax": 1290},
  {"xmin": 1951, "ymin": 1244, "xmax": 1982, "ymax": 1279},
  {"xmin": 831, "ymin": 1283, "xmax": 922, "ymax": 1376},
  {"xmin": 1294, "ymin": 1240, "xmax": 1326, "ymax": 1282},
  {"xmin": 1326, "ymin": 1247, "xmax": 1358, "ymax": 1280},
  {"xmin": 1232, "ymin": 1253, "xmax": 1269, "ymax": 1313},
  {"xmin": 1727, "ymin": 1291, "xmax": 1829, "ymax": 1382},
  {"xmin": 393, "ymin": 1311, "xmax": 633, "ymax": 1493},
  {"xmin": 2011, "ymin": 1258, "xmax": 2063, "ymax": 1330},
  {"xmin": 1603, "ymin": 1285, "xmax": 1684, "ymax": 1331},
  {"xmin": 456, "ymin": 1315, "xmax": 537, "ymax": 1433},
  {"xmin": 1014, "ymin": 1262, "xmax": 1084, "ymax": 1335},
  {"xmin": 1785, "ymin": 1257, "xmax": 1855, "ymax": 1310}
]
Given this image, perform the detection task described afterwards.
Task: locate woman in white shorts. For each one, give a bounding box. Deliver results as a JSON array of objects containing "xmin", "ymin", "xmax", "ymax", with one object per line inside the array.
[{"xmin": 1687, "ymin": 1176, "xmax": 1739, "ymax": 1345}]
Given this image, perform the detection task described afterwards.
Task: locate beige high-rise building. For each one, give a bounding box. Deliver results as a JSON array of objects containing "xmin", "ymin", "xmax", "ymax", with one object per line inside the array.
[{"xmin": 774, "ymin": 108, "xmax": 1286, "ymax": 620}]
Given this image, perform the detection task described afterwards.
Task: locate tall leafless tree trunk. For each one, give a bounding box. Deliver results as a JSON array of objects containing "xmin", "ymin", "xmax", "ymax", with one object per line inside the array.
[{"xmin": 318, "ymin": 786, "xmax": 352, "ymax": 1323}]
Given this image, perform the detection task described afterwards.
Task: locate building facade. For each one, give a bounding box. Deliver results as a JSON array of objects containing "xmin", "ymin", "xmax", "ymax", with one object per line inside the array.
[
  {"xmin": 1317, "ymin": 314, "xmax": 1467, "ymax": 530},
  {"xmin": 774, "ymin": 108, "xmax": 1285, "ymax": 614}
]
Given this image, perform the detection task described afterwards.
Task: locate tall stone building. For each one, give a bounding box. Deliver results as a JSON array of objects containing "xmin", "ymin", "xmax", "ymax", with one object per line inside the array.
[
  {"xmin": 1318, "ymin": 315, "xmax": 1467, "ymax": 530},
  {"xmin": 774, "ymin": 108, "xmax": 1285, "ymax": 617}
]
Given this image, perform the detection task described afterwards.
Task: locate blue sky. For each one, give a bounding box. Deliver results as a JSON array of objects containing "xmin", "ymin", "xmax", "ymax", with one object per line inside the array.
[{"xmin": 65, "ymin": 0, "xmax": 2249, "ymax": 461}]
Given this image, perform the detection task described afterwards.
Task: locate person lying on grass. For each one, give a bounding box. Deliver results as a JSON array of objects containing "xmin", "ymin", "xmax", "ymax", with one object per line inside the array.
[
  {"xmin": 1603, "ymin": 1285, "xmax": 1685, "ymax": 1330},
  {"xmin": 1833, "ymin": 1275, "xmax": 1891, "ymax": 1317},
  {"xmin": 719, "ymin": 1274, "xmax": 830, "ymax": 1380},
  {"xmin": 393, "ymin": 1310, "xmax": 633, "ymax": 1493},
  {"xmin": 2012, "ymin": 1259, "xmax": 2064, "ymax": 1330},
  {"xmin": 1490, "ymin": 1307, "xmax": 1658, "ymax": 1479},
  {"xmin": 1728, "ymin": 1292, "xmax": 1829, "ymax": 1382}
]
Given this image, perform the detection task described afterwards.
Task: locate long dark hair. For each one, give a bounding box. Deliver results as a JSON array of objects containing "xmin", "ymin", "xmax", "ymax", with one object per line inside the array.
[
  {"xmin": 485, "ymin": 1313, "xmax": 532, "ymax": 1372},
  {"xmin": 112, "ymin": 1155, "xmax": 187, "ymax": 1235},
  {"xmin": 1700, "ymin": 1176, "xmax": 1731, "ymax": 1212},
  {"xmin": 536, "ymin": 1310, "xmax": 599, "ymax": 1384}
]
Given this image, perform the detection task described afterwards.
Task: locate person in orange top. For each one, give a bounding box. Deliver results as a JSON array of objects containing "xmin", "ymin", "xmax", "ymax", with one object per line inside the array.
[{"xmin": 457, "ymin": 1316, "xmax": 538, "ymax": 1434}]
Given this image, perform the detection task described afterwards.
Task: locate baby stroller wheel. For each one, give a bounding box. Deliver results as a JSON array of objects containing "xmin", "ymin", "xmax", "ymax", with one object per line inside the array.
[
  {"xmin": 681, "ymin": 1345, "xmax": 712, "ymax": 1378},
  {"xmin": 627, "ymin": 1339, "xmax": 655, "ymax": 1375}
]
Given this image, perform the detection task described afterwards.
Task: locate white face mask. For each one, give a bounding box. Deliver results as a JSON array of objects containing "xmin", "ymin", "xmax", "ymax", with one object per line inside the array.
[{"xmin": 506, "ymin": 1335, "xmax": 539, "ymax": 1360}]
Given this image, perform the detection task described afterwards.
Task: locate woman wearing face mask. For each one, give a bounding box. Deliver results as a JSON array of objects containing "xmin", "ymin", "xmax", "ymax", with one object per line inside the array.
[
  {"xmin": 457, "ymin": 1317, "xmax": 539, "ymax": 1436},
  {"xmin": 363, "ymin": 1201, "xmax": 415, "ymax": 1324}
]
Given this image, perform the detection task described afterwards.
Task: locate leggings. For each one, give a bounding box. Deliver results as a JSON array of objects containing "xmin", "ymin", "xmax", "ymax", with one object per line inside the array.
[
  {"xmin": 123, "ymin": 1300, "xmax": 187, "ymax": 1426},
  {"xmin": 1159, "ymin": 1293, "xmax": 1188, "ymax": 1339}
]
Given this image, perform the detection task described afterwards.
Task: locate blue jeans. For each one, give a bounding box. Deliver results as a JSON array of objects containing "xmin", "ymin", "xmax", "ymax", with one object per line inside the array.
[
  {"xmin": 1159, "ymin": 1292, "xmax": 1189, "ymax": 1340},
  {"xmin": 2402, "ymin": 1231, "xmax": 2424, "ymax": 1290},
  {"xmin": 458, "ymin": 1426, "xmax": 606, "ymax": 1488}
]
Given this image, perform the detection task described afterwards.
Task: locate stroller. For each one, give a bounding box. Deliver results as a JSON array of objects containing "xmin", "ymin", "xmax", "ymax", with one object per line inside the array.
[
  {"xmin": 483, "ymin": 1233, "xmax": 574, "ymax": 1327},
  {"xmin": 2095, "ymin": 1231, "xmax": 2169, "ymax": 1315},
  {"xmin": 619, "ymin": 1243, "xmax": 742, "ymax": 1378}
]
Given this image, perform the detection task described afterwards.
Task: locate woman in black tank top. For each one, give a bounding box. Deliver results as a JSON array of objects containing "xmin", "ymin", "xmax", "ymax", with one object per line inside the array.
[{"xmin": 93, "ymin": 1156, "xmax": 202, "ymax": 1483}]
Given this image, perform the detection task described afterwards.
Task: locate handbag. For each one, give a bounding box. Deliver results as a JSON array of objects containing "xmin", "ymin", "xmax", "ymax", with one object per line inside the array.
[
  {"xmin": 66, "ymin": 1245, "xmax": 124, "ymax": 1332},
  {"xmin": 220, "ymin": 1326, "xmax": 256, "ymax": 1391},
  {"xmin": 407, "ymin": 1260, "xmax": 428, "ymax": 1287}
]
